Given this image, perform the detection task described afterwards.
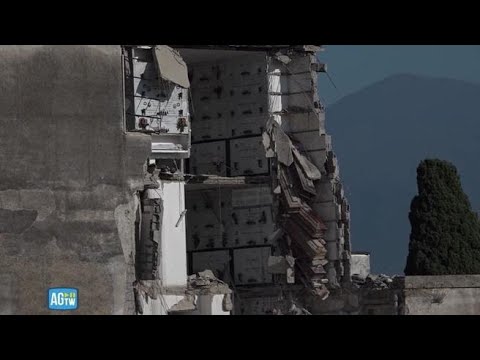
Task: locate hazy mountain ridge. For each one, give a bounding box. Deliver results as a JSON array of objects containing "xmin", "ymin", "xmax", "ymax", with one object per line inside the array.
[{"xmin": 327, "ymin": 74, "xmax": 480, "ymax": 274}]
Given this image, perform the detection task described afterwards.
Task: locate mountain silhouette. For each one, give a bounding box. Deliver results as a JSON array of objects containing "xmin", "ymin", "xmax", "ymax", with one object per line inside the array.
[{"xmin": 326, "ymin": 74, "xmax": 480, "ymax": 274}]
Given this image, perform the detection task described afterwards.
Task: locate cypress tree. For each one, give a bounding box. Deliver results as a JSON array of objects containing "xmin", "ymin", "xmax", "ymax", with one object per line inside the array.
[{"xmin": 404, "ymin": 159, "xmax": 480, "ymax": 275}]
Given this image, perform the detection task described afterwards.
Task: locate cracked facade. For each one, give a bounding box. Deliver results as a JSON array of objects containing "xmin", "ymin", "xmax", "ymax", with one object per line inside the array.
[{"xmin": 0, "ymin": 45, "xmax": 351, "ymax": 315}]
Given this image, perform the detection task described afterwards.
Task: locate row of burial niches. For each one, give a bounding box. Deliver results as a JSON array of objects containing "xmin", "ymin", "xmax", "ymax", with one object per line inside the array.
[
  {"xmin": 186, "ymin": 186, "xmax": 276, "ymax": 286},
  {"xmin": 182, "ymin": 50, "xmax": 277, "ymax": 287},
  {"xmin": 125, "ymin": 46, "xmax": 190, "ymax": 155},
  {"xmin": 184, "ymin": 50, "xmax": 270, "ymax": 177}
]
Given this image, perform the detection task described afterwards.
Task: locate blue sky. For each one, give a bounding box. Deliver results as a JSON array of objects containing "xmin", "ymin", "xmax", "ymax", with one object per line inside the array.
[
  {"xmin": 318, "ymin": 45, "xmax": 480, "ymax": 105},
  {"xmin": 317, "ymin": 45, "xmax": 480, "ymax": 274}
]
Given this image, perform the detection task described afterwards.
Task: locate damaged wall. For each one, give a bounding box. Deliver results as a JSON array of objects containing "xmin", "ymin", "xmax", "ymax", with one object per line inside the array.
[
  {"xmin": 0, "ymin": 46, "xmax": 151, "ymax": 314},
  {"xmin": 181, "ymin": 46, "xmax": 351, "ymax": 314},
  {"xmin": 404, "ymin": 275, "xmax": 480, "ymax": 315},
  {"xmin": 263, "ymin": 48, "xmax": 351, "ymax": 300},
  {"xmin": 0, "ymin": 45, "xmax": 349, "ymax": 315},
  {"xmin": 135, "ymin": 269, "xmax": 232, "ymax": 315},
  {"xmin": 306, "ymin": 274, "xmax": 404, "ymax": 315},
  {"xmin": 310, "ymin": 275, "xmax": 480, "ymax": 315},
  {"xmin": 123, "ymin": 45, "xmax": 233, "ymax": 315}
]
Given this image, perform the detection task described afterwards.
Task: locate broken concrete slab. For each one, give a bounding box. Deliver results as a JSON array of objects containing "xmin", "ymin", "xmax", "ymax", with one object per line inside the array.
[
  {"xmin": 169, "ymin": 294, "xmax": 196, "ymax": 312},
  {"xmin": 198, "ymin": 270, "xmax": 216, "ymax": 280},
  {"xmin": 274, "ymin": 53, "xmax": 292, "ymax": 65},
  {"xmin": 273, "ymin": 126, "xmax": 293, "ymax": 166},
  {"xmin": 153, "ymin": 46, "xmax": 190, "ymax": 88},
  {"xmin": 267, "ymin": 256, "xmax": 289, "ymax": 274},
  {"xmin": 292, "ymin": 147, "xmax": 322, "ymax": 181},
  {"xmin": 222, "ymin": 293, "xmax": 233, "ymax": 311}
]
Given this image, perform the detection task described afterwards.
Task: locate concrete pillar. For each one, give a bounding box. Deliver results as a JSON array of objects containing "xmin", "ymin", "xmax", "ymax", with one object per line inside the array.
[{"xmin": 160, "ymin": 181, "xmax": 187, "ymax": 287}]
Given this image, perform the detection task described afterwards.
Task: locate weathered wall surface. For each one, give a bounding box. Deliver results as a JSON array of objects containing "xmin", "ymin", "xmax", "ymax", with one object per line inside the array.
[
  {"xmin": 0, "ymin": 45, "xmax": 151, "ymax": 314},
  {"xmin": 310, "ymin": 275, "xmax": 480, "ymax": 315},
  {"xmin": 404, "ymin": 275, "xmax": 480, "ymax": 315}
]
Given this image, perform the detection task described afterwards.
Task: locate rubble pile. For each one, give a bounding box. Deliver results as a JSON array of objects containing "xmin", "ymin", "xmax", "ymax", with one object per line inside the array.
[
  {"xmin": 188, "ymin": 270, "xmax": 232, "ymax": 295},
  {"xmin": 188, "ymin": 270, "xmax": 233, "ymax": 312},
  {"xmin": 263, "ymin": 118, "xmax": 330, "ymax": 299},
  {"xmin": 352, "ymin": 274, "xmax": 403, "ymax": 290}
]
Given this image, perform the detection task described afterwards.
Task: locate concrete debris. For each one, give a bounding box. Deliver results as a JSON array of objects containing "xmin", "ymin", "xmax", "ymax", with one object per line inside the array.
[
  {"xmin": 312, "ymin": 258, "xmax": 328, "ymax": 266},
  {"xmin": 293, "ymin": 205, "xmax": 327, "ymax": 238},
  {"xmin": 133, "ymin": 287, "xmax": 143, "ymax": 315},
  {"xmin": 288, "ymin": 302, "xmax": 312, "ymax": 315},
  {"xmin": 268, "ymin": 256, "xmax": 294, "ymax": 274},
  {"xmin": 286, "ymin": 222, "xmax": 327, "ymax": 258},
  {"xmin": 353, "ymin": 274, "xmax": 399, "ymax": 290},
  {"xmin": 312, "ymin": 285, "xmax": 330, "ymax": 300},
  {"xmin": 292, "ymin": 147, "xmax": 322, "ymax": 181},
  {"xmin": 285, "ymin": 255, "xmax": 295, "ymax": 268},
  {"xmin": 286, "ymin": 267, "xmax": 295, "ymax": 284},
  {"xmin": 188, "ymin": 270, "xmax": 232, "ymax": 295},
  {"xmin": 198, "ymin": 270, "xmax": 216, "ymax": 279},
  {"xmin": 262, "ymin": 120, "xmax": 277, "ymax": 158},
  {"xmin": 273, "ymin": 134, "xmax": 329, "ymax": 295},
  {"xmin": 274, "ymin": 52, "xmax": 292, "ymax": 65},
  {"xmin": 222, "ymin": 293, "xmax": 233, "ymax": 312},
  {"xmin": 133, "ymin": 280, "xmax": 162, "ymax": 300},
  {"xmin": 153, "ymin": 45, "xmax": 190, "ymax": 88},
  {"xmin": 144, "ymin": 170, "xmax": 161, "ymax": 190},
  {"xmin": 169, "ymin": 294, "xmax": 196, "ymax": 313},
  {"xmin": 266, "ymin": 149, "xmax": 276, "ymax": 158},
  {"xmin": 273, "ymin": 126, "xmax": 293, "ymax": 166},
  {"xmin": 265, "ymin": 115, "xmax": 276, "ymax": 131},
  {"xmin": 292, "ymin": 161, "xmax": 317, "ymax": 197},
  {"xmin": 262, "ymin": 132, "xmax": 275, "ymax": 158},
  {"xmin": 300, "ymin": 45, "xmax": 322, "ymax": 53}
]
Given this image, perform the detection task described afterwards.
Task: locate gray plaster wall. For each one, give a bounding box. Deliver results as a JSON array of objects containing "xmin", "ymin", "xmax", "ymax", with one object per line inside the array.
[
  {"xmin": 404, "ymin": 275, "xmax": 480, "ymax": 315},
  {"xmin": 0, "ymin": 46, "xmax": 151, "ymax": 314}
]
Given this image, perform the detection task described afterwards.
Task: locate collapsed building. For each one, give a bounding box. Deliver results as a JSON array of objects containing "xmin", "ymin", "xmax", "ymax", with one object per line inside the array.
[
  {"xmin": 123, "ymin": 45, "xmax": 351, "ymax": 314},
  {"xmin": 0, "ymin": 45, "xmax": 350, "ymax": 315}
]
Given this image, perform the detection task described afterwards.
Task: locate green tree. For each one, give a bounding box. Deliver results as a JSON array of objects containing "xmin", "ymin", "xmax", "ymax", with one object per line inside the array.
[{"xmin": 404, "ymin": 159, "xmax": 480, "ymax": 275}]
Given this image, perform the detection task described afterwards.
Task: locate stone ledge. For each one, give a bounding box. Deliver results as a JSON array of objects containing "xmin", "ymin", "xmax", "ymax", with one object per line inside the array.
[{"xmin": 404, "ymin": 275, "xmax": 480, "ymax": 289}]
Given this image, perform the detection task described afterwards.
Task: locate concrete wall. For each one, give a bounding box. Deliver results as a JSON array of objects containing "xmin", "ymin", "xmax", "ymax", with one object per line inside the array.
[
  {"xmin": 0, "ymin": 46, "xmax": 151, "ymax": 314},
  {"xmin": 351, "ymin": 253, "xmax": 370, "ymax": 279},
  {"xmin": 404, "ymin": 275, "xmax": 480, "ymax": 315},
  {"xmin": 310, "ymin": 275, "xmax": 480, "ymax": 315}
]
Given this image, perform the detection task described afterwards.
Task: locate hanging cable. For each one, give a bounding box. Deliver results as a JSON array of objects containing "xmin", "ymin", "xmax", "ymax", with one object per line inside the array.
[{"xmin": 325, "ymin": 71, "xmax": 338, "ymax": 90}]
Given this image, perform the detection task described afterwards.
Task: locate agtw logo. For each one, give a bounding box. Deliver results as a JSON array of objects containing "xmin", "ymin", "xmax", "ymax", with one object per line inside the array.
[{"xmin": 48, "ymin": 288, "xmax": 78, "ymax": 310}]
